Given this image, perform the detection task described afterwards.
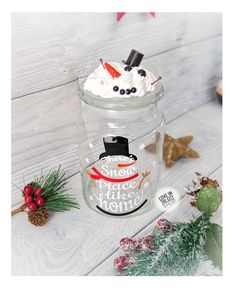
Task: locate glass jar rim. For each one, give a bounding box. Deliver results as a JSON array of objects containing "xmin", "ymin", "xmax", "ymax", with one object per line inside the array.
[{"xmin": 78, "ymin": 79, "xmax": 164, "ymax": 111}]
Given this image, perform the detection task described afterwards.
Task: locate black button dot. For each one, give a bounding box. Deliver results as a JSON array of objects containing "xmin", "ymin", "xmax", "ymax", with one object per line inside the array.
[
  {"xmin": 126, "ymin": 89, "xmax": 131, "ymax": 95},
  {"xmin": 124, "ymin": 66, "xmax": 132, "ymax": 72},
  {"xmin": 113, "ymin": 86, "xmax": 119, "ymax": 92},
  {"xmin": 131, "ymin": 87, "xmax": 137, "ymax": 93},
  {"xmin": 120, "ymin": 89, "xmax": 125, "ymax": 95},
  {"xmin": 138, "ymin": 69, "xmax": 146, "ymax": 77}
]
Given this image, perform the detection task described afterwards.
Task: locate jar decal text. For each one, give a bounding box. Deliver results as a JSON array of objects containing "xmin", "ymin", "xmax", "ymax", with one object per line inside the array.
[{"xmin": 86, "ymin": 136, "xmax": 151, "ymax": 216}]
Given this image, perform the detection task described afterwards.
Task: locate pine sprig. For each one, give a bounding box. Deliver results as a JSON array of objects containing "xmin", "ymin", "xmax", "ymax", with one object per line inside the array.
[
  {"xmin": 11, "ymin": 166, "xmax": 79, "ymax": 225},
  {"xmin": 34, "ymin": 166, "xmax": 79, "ymax": 212},
  {"xmin": 121, "ymin": 215, "xmax": 211, "ymax": 276}
]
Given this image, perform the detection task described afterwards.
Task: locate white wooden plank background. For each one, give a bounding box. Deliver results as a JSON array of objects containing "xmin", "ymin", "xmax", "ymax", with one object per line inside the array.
[
  {"xmin": 12, "ymin": 13, "xmax": 222, "ymax": 99},
  {"xmin": 11, "ymin": 13, "xmax": 222, "ymax": 276}
]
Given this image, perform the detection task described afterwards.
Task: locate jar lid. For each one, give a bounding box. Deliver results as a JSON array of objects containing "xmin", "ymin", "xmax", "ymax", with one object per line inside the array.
[{"xmin": 78, "ymin": 79, "xmax": 164, "ymax": 111}]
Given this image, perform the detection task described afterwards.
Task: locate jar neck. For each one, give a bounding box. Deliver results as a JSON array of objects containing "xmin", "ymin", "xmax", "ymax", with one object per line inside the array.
[{"xmin": 81, "ymin": 101, "xmax": 159, "ymax": 120}]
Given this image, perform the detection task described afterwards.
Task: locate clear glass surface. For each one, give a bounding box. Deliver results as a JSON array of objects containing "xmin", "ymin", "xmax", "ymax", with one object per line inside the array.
[{"xmin": 77, "ymin": 80, "xmax": 166, "ymax": 217}]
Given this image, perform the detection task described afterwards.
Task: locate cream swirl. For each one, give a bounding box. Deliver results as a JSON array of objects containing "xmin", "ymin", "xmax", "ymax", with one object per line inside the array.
[{"xmin": 84, "ymin": 62, "xmax": 158, "ymax": 98}]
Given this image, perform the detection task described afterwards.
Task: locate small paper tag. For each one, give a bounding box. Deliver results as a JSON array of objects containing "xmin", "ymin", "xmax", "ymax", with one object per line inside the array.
[{"xmin": 154, "ymin": 186, "xmax": 180, "ymax": 212}]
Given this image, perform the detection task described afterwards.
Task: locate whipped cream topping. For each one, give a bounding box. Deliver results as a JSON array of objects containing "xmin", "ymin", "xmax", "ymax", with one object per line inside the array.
[{"xmin": 84, "ymin": 62, "xmax": 158, "ymax": 98}]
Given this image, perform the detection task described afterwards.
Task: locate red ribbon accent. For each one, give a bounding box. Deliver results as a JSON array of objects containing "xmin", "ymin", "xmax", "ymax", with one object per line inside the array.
[
  {"xmin": 150, "ymin": 12, "xmax": 156, "ymax": 18},
  {"xmin": 116, "ymin": 12, "xmax": 156, "ymax": 22},
  {"xmin": 89, "ymin": 167, "xmax": 139, "ymax": 183},
  {"xmin": 117, "ymin": 12, "xmax": 126, "ymax": 22}
]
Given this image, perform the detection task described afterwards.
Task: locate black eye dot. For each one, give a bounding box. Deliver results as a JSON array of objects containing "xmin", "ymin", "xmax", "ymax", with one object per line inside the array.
[
  {"xmin": 131, "ymin": 87, "xmax": 137, "ymax": 93},
  {"xmin": 124, "ymin": 66, "xmax": 132, "ymax": 72},
  {"xmin": 138, "ymin": 69, "xmax": 146, "ymax": 77},
  {"xmin": 126, "ymin": 89, "xmax": 131, "ymax": 95},
  {"xmin": 113, "ymin": 86, "xmax": 119, "ymax": 92},
  {"xmin": 120, "ymin": 89, "xmax": 125, "ymax": 95}
]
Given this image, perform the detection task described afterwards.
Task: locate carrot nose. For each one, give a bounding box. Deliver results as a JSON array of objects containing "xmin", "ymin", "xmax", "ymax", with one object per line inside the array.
[
  {"xmin": 104, "ymin": 62, "xmax": 121, "ymax": 79},
  {"xmin": 117, "ymin": 161, "xmax": 136, "ymax": 168}
]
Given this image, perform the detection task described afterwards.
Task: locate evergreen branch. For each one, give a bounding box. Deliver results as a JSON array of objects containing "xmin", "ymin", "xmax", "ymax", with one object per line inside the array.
[
  {"xmin": 121, "ymin": 215, "xmax": 211, "ymax": 276},
  {"xmin": 34, "ymin": 166, "xmax": 79, "ymax": 212}
]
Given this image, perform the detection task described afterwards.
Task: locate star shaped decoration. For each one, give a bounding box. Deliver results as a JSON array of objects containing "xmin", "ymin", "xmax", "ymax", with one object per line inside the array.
[
  {"xmin": 144, "ymin": 132, "xmax": 160, "ymax": 153},
  {"xmin": 145, "ymin": 133, "xmax": 199, "ymax": 167},
  {"xmin": 163, "ymin": 134, "xmax": 199, "ymax": 167}
]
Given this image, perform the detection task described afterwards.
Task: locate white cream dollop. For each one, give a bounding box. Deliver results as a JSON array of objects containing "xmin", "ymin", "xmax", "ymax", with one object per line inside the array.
[{"xmin": 84, "ymin": 62, "xmax": 158, "ymax": 98}]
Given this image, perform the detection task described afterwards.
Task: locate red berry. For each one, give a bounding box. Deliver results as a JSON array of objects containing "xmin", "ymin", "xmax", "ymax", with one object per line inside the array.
[
  {"xmin": 157, "ymin": 218, "xmax": 171, "ymax": 230},
  {"xmin": 120, "ymin": 237, "xmax": 133, "ymax": 247},
  {"xmin": 23, "ymin": 184, "xmax": 33, "ymax": 195},
  {"xmin": 27, "ymin": 202, "xmax": 37, "ymax": 212},
  {"xmin": 35, "ymin": 196, "xmax": 46, "ymax": 206},
  {"xmin": 142, "ymin": 243, "xmax": 155, "ymax": 250},
  {"xmin": 143, "ymin": 236, "xmax": 153, "ymax": 243},
  {"xmin": 114, "ymin": 256, "xmax": 126, "ymax": 271},
  {"xmin": 34, "ymin": 187, "xmax": 43, "ymax": 196},
  {"xmin": 24, "ymin": 195, "xmax": 33, "ymax": 204},
  {"xmin": 120, "ymin": 237, "xmax": 135, "ymax": 255},
  {"xmin": 133, "ymin": 238, "xmax": 143, "ymax": 252},
  {"xmin": 133, "ymin": 236, "xmax": 155, "ymax": 252}
]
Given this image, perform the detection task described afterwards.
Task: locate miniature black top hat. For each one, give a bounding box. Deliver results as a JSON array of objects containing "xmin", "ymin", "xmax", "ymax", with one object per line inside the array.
[
  {"xmin": 122, "ymin": 49, "xmax": 144, "ymax": 67},
  {"xmin": 99, "ymin": 136, "xmax": 137, "ymax": 160}
]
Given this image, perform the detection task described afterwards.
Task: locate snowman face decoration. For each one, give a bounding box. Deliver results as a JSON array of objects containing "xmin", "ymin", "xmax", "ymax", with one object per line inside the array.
[
  {"xmin": 84, "ymin": 49, "xmax": 160, "ymax": 98},
  {"xmin": 86, "ymin": 136, "xmax": 151, "ymax": 216},
  {"xmin": 111, "ymin": 66, "xmax": 147, "ymax": 96},
  {"xmin": 105, "ymin": 49, "xmax": 147, "ymax": 96}
]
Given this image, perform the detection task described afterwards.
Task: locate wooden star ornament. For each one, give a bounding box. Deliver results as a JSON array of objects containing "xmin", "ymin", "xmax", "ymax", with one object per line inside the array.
[
  {"xmin": 145, "ymin": 132, "xmax": 160, "ymax": 153},
  {"xmin": 163, "ymin": 134, "xmax": 199, "ymax": 167},
  {"xmin": 145, "ymin": 133, "xmax": 199, "ymax": 167}
]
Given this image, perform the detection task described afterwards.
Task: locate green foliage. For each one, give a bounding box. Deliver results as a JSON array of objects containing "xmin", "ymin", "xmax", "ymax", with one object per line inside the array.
[
  {"xmin": 196, "ymin": 185, "xmax": 221, "ymax": 214},
  {"xmin": 121, "ymin": 215, "xmax": 211, "ymax": 276},
  {"xmin": 205, "ymin": 223, "xmax": 222, "ymax": 270},
  {"xmin": 34, "ymin": 166, "xmax": 79, "ymax": 212}
]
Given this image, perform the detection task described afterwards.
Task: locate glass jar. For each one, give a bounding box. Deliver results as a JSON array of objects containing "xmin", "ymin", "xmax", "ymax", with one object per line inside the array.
[{"xmin": 77, "ymin": 80, "xmax": 165, "ymax": 217}]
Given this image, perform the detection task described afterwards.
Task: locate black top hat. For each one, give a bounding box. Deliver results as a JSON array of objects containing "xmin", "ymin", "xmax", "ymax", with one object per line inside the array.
[
  {"xmin": 122, "ymin": 49, "xmax": 144, "ymax": 67},
  {"xmin": 99, "ymin": 136, "xmax": 137, "ymax": 160}
]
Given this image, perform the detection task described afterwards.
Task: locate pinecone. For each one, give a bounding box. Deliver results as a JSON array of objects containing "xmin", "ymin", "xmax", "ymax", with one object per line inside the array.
[
  {"xmin": 28, "ymin": 208, "xmax": 49, "ymax": 226},
  {"xmin": 185, "ymin": 173, "xmax": 221, "ymax": 206},
  {"xmin": 200, "ymin": 177, "xmax": 219, "ymax": 188}
]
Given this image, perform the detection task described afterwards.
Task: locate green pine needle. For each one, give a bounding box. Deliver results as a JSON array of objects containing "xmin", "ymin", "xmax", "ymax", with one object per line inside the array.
[
  {"xmin": 34, "ymin": 166, "xmax": 79, "ymax": 212},
  {"xmin": 121, "ymin": 214, "xmax": 211, "ymax": 276}
]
